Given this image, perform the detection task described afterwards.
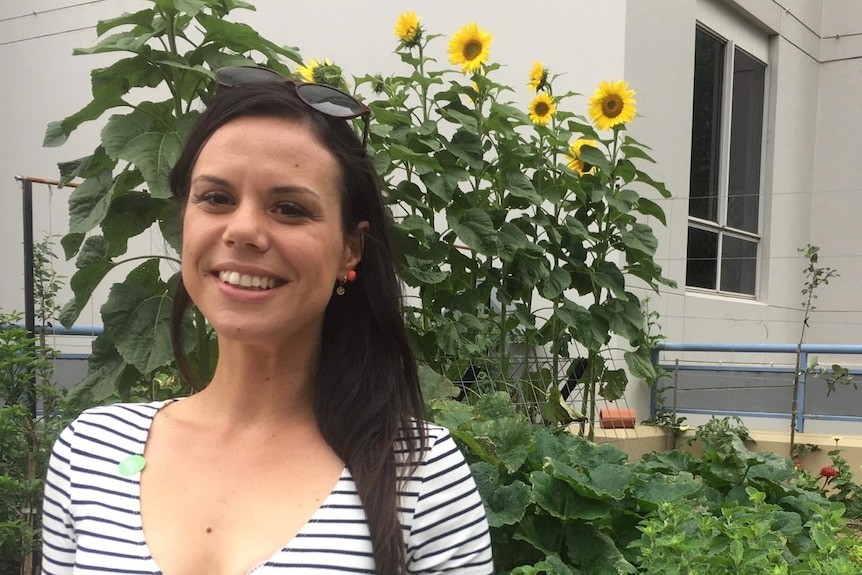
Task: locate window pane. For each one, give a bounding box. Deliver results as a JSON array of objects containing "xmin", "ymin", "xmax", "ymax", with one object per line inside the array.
[
  {"xmin": 726, "ymin": 49, "xmax": 765, "ymax": 233},
  {"xmin": 720, "ymin": 236, "xmax": 757, "ymax": 295},
  {"xmin": 689, "ymin": 28, "xmax": 724, "ymax": 223},
  {"xmin": 686, "ymin": 227, "xmax": 718, "ymax": 289}
]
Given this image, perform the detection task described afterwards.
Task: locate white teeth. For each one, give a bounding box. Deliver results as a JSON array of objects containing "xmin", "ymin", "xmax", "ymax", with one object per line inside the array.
[{"xmin": 218, "ymin": 271, "xmax": 278, "ymax": 290}]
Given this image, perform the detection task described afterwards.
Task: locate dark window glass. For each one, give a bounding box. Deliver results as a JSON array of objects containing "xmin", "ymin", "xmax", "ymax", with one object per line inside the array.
[
  {"xmin": 726, "ymin": 49, "xmax": 765, "ymax": 234},
  {"xmin": 689, "ymin": 28, "xmax": 724, "ymax": 223},
  {"xmin": 686, "ymin": 227, "xmax": 718, "ymax": 289},
  {"xmin": 720, "ymin": 236, "xmax": 757, "ymax": 295}
]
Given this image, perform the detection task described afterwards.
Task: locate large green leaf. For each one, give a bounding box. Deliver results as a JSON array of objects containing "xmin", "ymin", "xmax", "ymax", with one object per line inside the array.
[
  {"xmin": 532, "ymin": 472, "xmax": 612, "ymax": 521},
  {"xmin": 538, "ymin": 267, "xmax": 570, "ymax": 300},
  {"xmin": 418, "ymin": 364, "xmax": 459, "ymax": 402},
  {"xmin": 496, "ymin": 222, "xmax": 529, "ymax": 262},
  {"xmin": 65, "ymin": 333, "xmax": 136, "ymax": 405},
  {"xmin": 101, "ymin": 104, "xmax": 182, "ymax": 198},
  {"xmin": 591, "ymin": 261, "xmax": 627, "ymax": 300},
  {"xmin": 470, "ymin": 416, "xmax": 535, "ymax": 474},
  {"xmin": 101, "ymin": 263, "xmax": 174, "ymax": 375},
  {"xmin": 514, "ymin": 514, "xmax": 566, "ymax": 557},
  {"xmin": 196, "ymin": 13, "xmax": 302, "ymax": 64},
  {"xmin": 624, "ymin": 347, "xmax": 656, "ymax": 381},
  {"xmin": 103, "ymin": 193, "xmax": 169, "ymax": 256},
  {"xmin": 620, "ymin": 223, "xmax": 658, "ymax": 257},
  {"xmin": 95, "ymin": 8, "xmax": 157, "ymax": 35},
  {"xmin": 471, "ymin": 462, "xmax": 531, "ymax": 528},
  {"xmin": 504, "ymin": 170, "xmax": 543, "ymax": 205},
  {"xmin": 564, "ymin": 522, "xmax": 637, "ymax": 575},
  {"xmin": 632, "ymin": 471, "xmax": 701, "ymax": 509},
  {"xmin": 587, "ymin": 463, "xmax": 632, "ymax": 500},
  {"xmin": 447, "ymin": 129, "xmax": 485, "ymax": 171},
  {"xmin": 634, "ymin": 197, "xmax": 667, "ymax": 225},
  {"xmin": 57, "ymin": 146, "xmax": 116, "ymax": 186},
  {"xmin": 575, "ymin": 145, "xmax": 610, "ymax": 174},
  {"xmin": 60, "ymin": 253, "xmax": 116, "ymax": 328},
  {"xmin": 67, "ymin": 170, "xmax": 114, "ymax": 234},
  {"xmin": 74, "ymin": 29, "xmax": 155, "ymax": 55},
  {"xmin": 448, "ymin": 208, "xmax": 497, "ymax": 255},
  {"xmin": 598, "ymin": 369, "xmax": 628, "ymax": 401}
]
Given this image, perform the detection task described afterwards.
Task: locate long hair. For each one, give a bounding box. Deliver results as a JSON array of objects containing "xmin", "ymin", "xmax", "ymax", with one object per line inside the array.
[{"xmin": 168, "ymin": 81, "xmax": 427, "ymax": 574}]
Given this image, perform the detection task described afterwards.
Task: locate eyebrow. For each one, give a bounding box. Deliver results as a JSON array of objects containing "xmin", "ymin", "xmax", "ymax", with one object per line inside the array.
[{"xmin": 190, "ymin": 174, "xmax": 321, "ymax": 198}]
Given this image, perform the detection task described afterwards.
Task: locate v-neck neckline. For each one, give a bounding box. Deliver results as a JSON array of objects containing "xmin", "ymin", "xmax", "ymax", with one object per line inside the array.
[{"xmin": 129, "ymin": 399, "xmax": 349, "ymax": 575}]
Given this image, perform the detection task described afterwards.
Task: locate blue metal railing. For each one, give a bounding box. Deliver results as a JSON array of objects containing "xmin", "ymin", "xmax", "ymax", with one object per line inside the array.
[{"xmin": 653, "ymin": 342, "xmax": 862, "ymax": 432}]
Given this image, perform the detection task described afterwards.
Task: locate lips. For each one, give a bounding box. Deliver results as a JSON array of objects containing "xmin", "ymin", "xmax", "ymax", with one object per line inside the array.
[{"xmin": 217, "ymin": 270, "xmax": 282, "ymax": 290}]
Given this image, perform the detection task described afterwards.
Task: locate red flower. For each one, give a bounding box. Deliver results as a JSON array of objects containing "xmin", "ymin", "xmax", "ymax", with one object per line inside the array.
[{"xmin": 819, "ymin": 466, "xmax": 838, "ymax": 479}]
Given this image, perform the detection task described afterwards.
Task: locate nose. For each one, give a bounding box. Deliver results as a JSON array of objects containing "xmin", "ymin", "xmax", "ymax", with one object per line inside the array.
[{"xmin": 221, "ymin": 204, "xmax": 270, "ymax": 251}]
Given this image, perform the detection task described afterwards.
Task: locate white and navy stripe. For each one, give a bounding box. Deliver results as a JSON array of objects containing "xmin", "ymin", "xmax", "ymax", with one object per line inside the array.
[{"xmin": 41, "ymin": 401, "xmax": 494, "ymax": 574}]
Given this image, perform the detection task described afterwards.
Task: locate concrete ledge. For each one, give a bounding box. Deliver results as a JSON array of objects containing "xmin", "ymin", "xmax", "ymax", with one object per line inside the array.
[{"xmin": 580, "ymin": 424, "xmax": 862, "ymax": 476}]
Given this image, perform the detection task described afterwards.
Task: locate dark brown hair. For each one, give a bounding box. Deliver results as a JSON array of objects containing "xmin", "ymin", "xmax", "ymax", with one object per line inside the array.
[{"xmin": 168, "ymin": 81, "xmax": 426, "ymax": 574}]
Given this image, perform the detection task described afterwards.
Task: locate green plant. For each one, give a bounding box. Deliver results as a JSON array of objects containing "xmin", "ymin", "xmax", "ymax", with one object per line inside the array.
[
  {"xmin": 46, "ymin": 0, "xmax": 303, "ymax": 402},
  {"xmin": 0, "ymin": 238, "xmax": 66, "ymax": 574},
  {"xmin": 422, "ymin": 375, "xmax": 858, "ymax": 574},
  {"xmin": 812, "ymin": 442, "xmax": 862, "ymax": 519},
  {"xmin": 632, "ymin": 488, "xmax": 861, "ymax": 574},
  {"xmin": 358, "ymin": 13, "xmax": 675, "ymax": 438},
  {"xmin": 788, "ymin": 245, "xmax": 854, "ymax": 455}
]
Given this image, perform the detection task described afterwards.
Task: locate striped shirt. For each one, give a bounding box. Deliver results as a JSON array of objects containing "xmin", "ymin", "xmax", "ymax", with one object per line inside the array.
[{"xmin": 41, "ymin": 401, "xmax": 494, "ymax": 574}]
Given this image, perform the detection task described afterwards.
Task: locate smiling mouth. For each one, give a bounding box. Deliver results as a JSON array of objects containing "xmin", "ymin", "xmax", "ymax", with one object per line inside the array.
[{"xmin": 217, "ymin": 270, "xmax": 282, "ymax": 290}]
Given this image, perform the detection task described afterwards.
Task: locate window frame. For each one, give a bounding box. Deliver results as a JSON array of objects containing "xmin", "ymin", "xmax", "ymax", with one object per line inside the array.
[{"xmin": 686, "ymin": 23, "xmax": 768, "ymax": 299}]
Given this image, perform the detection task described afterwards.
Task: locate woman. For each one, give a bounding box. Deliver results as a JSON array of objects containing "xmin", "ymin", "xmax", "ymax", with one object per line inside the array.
[{"xmin": 41, "ymin": 67, "xmax": 493, "ymax": 575}]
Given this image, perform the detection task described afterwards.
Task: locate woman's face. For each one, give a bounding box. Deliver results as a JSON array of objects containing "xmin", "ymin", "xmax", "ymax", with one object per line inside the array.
[{"xmin": 181, "ymin": 115, "xmax": 364, "ymax": 346}]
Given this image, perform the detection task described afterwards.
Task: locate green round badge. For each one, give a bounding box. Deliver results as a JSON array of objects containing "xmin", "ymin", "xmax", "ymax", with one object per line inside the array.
[{"xmin": 118, "ymin": 454, "xmax": 146, "ymax": 476}]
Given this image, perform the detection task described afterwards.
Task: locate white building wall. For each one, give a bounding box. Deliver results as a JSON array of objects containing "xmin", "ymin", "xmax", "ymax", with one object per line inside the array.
[{"xmin": 623, "ymin": 0, "xmax": 862, "ymax": 431}]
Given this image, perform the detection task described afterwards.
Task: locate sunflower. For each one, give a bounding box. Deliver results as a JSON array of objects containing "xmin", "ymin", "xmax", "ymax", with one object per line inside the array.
[
  {"xmin": 394, "ymin": 11, "xmax": 422, "ymax": 47},
  {"xmin": 588, "ymin": 80, "xmax": 637, "ymax": 130},
  {"xmin": 296, "ymin": 57, "xmax": 328, "ymax": 83},
  {"xmin": 528, "ymin": 92, "xmax": 556, "ymax": 126},
  {"xmin": 566, "ymin": 139, "xmax": 600, "ymax": 175},
  {"xmin": 448, "ymin": 22, "xmax": 493, "ymax": 74},
  {"xmin": 296, "ymin": 57, "xmax": 348, "ymax": 91},
  {"xmin": 528, "ymin": 61, "xmax": 548, "ymax": 92}
]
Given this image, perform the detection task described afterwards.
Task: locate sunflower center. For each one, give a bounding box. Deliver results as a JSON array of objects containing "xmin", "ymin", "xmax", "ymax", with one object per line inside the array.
[
  {"xmin": 535, "ymin": 102, "xmax": 549, "ymax": 116},
  {"xmin": 464, "ymin": 40, "xmax": 483, "ymax": 60},
  {"xmin": 602, "ymin": 95, "xmax": 623, "ymax": 118}
]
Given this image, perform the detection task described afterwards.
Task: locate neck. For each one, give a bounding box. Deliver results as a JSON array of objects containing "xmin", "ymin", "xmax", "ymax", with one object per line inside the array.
[{"xmin": 193, "ymin": 336, "xmax": 319, "ymax": 425}]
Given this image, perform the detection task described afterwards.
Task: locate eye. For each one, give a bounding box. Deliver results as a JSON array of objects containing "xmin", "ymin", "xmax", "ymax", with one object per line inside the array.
[
  {"xmin": 191, "ymin": 191, "xmax": 234, "ymax": 208},
  {"xmin": 273, "ymin": 202, "xmax": 314, "ymax": 219}
]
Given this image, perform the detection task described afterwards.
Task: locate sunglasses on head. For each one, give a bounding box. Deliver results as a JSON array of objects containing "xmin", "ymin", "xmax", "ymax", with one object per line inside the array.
[{"xmin": 214, "ymin": 65, "xmax": 371, "ymax": 149}]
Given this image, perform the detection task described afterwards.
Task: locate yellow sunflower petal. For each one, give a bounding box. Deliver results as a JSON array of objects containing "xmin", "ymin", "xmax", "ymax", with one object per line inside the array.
[
  {"xmin": 566, "ymin": 139, "xmax": 599, "ymax": 175},
  {"xmin": 448, "ymin": 22, "xmax": 493, "ymax": 74},
  {"xmin": 588, "ymin": 80, "xmax": 637, "ymax": 130},
  {"xmin": 528, "ymin": 61, "xmax": 547, "ymax": 92},
  {"xmin": 394, "ymin": 11, "xmax": 421, "ymax": 45},
  {"xmin": 528, "ymin": 92, "xmax": 556, "ymax": 126},
  {"xmin": 296, "ymin": 57, "xmax": 323, "ymax": 83}
]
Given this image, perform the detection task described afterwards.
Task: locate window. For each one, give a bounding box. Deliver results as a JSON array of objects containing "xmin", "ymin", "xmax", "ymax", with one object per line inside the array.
[{"xmin": 686, "ymin": 26, "xmax": 766, "ymax": 296}]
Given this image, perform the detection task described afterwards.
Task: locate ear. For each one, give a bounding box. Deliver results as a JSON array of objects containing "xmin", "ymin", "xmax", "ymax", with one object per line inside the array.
[{"xmin": 341, "ymin": 221, "xmax": 368, "ymax": 275}]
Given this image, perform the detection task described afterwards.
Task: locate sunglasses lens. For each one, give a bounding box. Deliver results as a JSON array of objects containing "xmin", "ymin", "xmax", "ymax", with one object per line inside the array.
[
  {"xmin": 215, "ymin": 66, "xmax": 284, "ymax": 88},
  {"xmin": 296, "ymin": 83, "xmax": 365, "ymax": 118}
]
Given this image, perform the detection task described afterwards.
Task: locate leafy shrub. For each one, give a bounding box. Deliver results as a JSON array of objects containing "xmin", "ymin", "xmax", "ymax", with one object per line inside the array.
[
  {"xmin": 633, "ymin": 489, "xmax": 861, "ymax": 574},
  {"xmin": 423, "ymin": 375, "xmax": 862, "ymax": 574}
]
